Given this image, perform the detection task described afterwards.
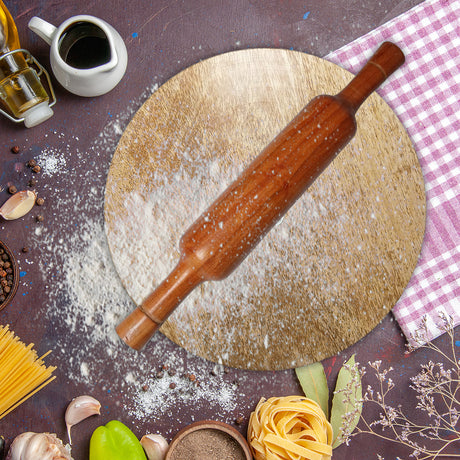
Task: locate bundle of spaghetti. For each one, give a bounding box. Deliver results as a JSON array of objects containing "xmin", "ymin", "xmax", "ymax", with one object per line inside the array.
[{"xmin": 0, "ymin": 324, "xmax": 56, "ymax": 419}]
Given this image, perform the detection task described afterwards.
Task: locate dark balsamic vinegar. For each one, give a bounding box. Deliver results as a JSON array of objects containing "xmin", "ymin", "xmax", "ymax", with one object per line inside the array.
[{"xmin": 58, "ymin": 22, "xmax": 111, "ymax": 69}]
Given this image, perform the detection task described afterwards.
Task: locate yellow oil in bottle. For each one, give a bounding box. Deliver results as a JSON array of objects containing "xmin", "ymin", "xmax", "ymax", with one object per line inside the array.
[
  {"xmin": 0, "ymin": 0, "xmax": 52, "ymax": 125},
  {"xmin": 0, "ymin": 0, "xmax": 20, "ymax": 51}
]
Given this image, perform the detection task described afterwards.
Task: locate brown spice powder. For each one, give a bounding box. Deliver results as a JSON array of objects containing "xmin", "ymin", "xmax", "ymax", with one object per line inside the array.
[{"xmin": 168, "ymin": 428, "xmax": 247, "ymax": 460}]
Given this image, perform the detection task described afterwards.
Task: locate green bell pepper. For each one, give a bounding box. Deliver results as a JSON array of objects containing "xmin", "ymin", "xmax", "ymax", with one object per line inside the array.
[{"xmin": 89, "ymin": 420, "xmax": 147, "ymax": 460}]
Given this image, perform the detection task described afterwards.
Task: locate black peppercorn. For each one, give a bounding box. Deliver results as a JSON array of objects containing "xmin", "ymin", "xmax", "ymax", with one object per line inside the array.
[
  {"xmin": 0, "ymin": 243, "xmax": 16, "ymax": 309},
  {"xmin": 11, "ymin": 146, "xmax": 20, "ymax": 154},
  {"xmin": 27, "ymin": 159, "xmax": 37, "ymax": 167},
  {"xmin": 8, "ymin": 185, "xmax": 17, "ymax": 194}
]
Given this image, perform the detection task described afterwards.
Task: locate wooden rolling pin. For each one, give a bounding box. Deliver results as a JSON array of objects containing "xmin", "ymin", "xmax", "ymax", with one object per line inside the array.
[{"xmin": 117, "ymin": 42, "xmax": 405, "ymax": 350}]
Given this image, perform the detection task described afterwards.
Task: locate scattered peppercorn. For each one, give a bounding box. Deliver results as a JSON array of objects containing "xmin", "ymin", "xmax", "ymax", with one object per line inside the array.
[
  {"xmin": 142, "ymin": 384, "xmax": 149, "ymax": 392},
  {"xmin": 10, "ymin": 146, "xmax": 20, "ymax": 154},
  {"xmin": 8, "ymin": 185, "xmax": 17, "ymax": 194},
  {"xmin": 27, "ymin": 159, "xmax": 37, "ymax": 167},
  {"xmin": 235, "ymin": 416, "xmax": 244, "ymax": 425},
  {"xmin": 36, "ymin": 197, "xmax": 45, "ymax": 206},
  {"xmin": 36, "ymin": 214, "xmax": 44, "ymax": 222},
  {"xmin": 169, "ymin": 382, "xmax": 176, "ymax": 389},
  {"xmin": 0, "ymin": 245, "xmax": 16, "ymax": 309},
  {"xmin": 22, "ymin": 247, "xmax": 29, "ymax": 253},
  {"xmin": 32, "ymin": 165, "xmax": 41, "ymax": 173},
  {"xmin": 28, "ymin": 178, "xmax": 37, "ymax": 187}
]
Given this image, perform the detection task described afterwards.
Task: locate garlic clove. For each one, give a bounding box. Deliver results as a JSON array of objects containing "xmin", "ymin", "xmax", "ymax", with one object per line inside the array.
[
  {"xmin": 65, "ymin": 395, "xmax": 101, "ymax": 444},
  {"xmin": 140, "ymin": 433, "xmax": 169, "ymax": 460},
  {"xmin": 0, "ymin": 191, "xmax": 36, "ymax": 220},
  {"xmin": 6, "ymin": 432, "xmax": 73, "ymax": 460}
]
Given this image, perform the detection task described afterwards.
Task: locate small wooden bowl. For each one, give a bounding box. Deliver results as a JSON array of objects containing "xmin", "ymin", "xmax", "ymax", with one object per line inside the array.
[
  {"xmin": 165, "ymin": 420, "xmax": 252, "ymax": 460},
  {"xmin": 0, "ymin": 240, "xmax": 19, "ymax": 312}
]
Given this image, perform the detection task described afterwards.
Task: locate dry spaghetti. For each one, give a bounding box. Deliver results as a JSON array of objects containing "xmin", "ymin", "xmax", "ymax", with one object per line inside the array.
[
  {"xmin": 248, "ymin": 395, "xmax": 333, "ymax": 460},
  {"xmin": 0, "ymin": 324, "xmax": 56, "ymax": 419}
]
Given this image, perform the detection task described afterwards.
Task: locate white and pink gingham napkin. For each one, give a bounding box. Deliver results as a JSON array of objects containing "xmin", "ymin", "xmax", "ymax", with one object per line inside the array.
[{"xmin": 326, "ymin": 0, "xmax": 460, "ymax": 346}]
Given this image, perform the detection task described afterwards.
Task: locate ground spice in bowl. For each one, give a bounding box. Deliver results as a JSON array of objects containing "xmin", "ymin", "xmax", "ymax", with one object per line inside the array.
[
  {"xmin": 165, "ymin": 420, "xmax": 252, "ymax": 460},
  {"xmin": 0, "ymin": 240, "xmax": 19, "ymax": 311}
]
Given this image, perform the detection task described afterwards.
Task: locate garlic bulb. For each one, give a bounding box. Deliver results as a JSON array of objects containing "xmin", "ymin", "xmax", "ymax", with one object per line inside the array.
[
  {"xmin": 0, "ymin": 191, "xmax": 36, "ymax": 220},
  {"xmin": 6, "ymin": 432, "xmax": 73, "ymax": 460},
  {"xmin": 65, "ymin": 395, "xmax": 101, "ymax": 444},
  {"xmin": 140, "ymin": 433, "xmax": 169, "ymax": 460}
]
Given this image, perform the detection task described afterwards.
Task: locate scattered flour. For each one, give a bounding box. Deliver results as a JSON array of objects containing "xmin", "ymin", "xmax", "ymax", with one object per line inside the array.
[
  {"xmin": 26, "ymin": 83, "xmax": 257, "ymax": 426},
  {"xmin": 35, "ymin": 147, "xmax": 67, "ymax": 176}
]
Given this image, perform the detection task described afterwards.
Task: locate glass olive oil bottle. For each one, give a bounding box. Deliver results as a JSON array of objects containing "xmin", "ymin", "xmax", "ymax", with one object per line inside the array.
[{"xmin": 0, "ymin": 0, "xmax": 53, "ymax": 127}]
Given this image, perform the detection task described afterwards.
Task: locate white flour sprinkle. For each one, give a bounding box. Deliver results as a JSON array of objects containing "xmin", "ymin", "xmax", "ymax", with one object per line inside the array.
[
  {"xmin": 25, "ymin": 82, "xmax": 251, "ymax": 424},
  {"xmin": 36, "ymin": 146, "xmax": 68, "ymax": 176}
]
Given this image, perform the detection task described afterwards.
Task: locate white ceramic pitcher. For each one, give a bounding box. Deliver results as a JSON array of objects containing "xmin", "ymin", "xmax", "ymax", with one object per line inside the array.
[{"xmin": 28, "ymin": 15, "xmax": 128, "ymax": 97}]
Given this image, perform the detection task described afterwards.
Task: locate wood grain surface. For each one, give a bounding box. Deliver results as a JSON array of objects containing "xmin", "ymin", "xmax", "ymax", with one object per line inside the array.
[{"xmin": 104, "ymin": 48, "xmax": 426, "ymax": 370}]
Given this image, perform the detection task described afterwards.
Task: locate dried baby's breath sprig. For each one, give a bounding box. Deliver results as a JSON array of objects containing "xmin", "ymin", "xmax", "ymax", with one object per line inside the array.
[{"xmin": 345, "ymin": 313, "xmax": 460, "ymax": 459}]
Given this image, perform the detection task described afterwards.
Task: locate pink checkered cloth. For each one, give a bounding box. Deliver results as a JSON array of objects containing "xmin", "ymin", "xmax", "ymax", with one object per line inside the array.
[{"xmin": 326, "ymin": 0, "xmax": 460, "ymax": 346}]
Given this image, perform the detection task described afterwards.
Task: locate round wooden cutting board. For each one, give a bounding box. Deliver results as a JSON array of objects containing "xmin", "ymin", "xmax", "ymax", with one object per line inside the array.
[{"xmin": 104, "ymin": 48, "xmax": 425, "ymax": 370}]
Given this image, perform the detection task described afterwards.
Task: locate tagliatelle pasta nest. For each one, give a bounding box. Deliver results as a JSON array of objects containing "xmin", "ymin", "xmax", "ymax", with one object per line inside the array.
[{"xmin": 248, "ymin": 395, "xmax": 333, "ymax": 460}]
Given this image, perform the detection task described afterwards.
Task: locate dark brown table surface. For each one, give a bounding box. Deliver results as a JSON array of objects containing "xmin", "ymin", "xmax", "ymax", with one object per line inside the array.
[{"xmin": 3, "ymin": 1, "xmax": 453, "ymax": 459}]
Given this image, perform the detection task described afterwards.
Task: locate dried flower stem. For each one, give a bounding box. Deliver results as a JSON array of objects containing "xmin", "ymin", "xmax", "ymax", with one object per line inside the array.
[{"xmin": 342, "ymin": 313, "xmax": 460, "ymax": 459}]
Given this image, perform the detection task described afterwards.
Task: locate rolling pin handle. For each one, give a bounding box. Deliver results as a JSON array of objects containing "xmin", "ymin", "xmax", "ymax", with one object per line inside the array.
[
  {"xmin": 116, "ymin": 257, "xmax": 203, "ymax": 349},
  {"xmin": 337, "ymin": 42, "xmax": 405, "ymax": 111},
  {"xmin": 116, "ymin": 307, "xmax": 160, "ymax": 351}
]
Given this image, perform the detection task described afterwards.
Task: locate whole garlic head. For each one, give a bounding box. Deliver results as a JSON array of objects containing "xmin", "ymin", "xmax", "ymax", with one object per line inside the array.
[
  {"xmin": 6, "ymin": 432, "xmax": 72, "ymax": 460},
  {"xmin": 140, "ymin": 433, "xmax": 169, "ymax": 460}
]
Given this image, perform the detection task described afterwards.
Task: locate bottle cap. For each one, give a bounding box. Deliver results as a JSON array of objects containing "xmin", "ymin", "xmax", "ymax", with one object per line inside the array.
[{"xmin": 22, "ymin": 101, "xmax": 54, "ymax": 128}]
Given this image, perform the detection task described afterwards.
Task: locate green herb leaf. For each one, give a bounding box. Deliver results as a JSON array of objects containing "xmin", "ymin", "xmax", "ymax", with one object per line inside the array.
[
  {"xmin": 295, "ymin": 362, "xmax": 329, "ymax": 418},
  {"xmin": 330, "ymin": 354, "xmax": 362, "ymax": 449}
]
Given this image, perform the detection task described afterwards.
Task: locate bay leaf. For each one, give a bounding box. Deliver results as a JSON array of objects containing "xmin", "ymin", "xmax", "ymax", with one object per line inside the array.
[
  {"xmin": 330, "ymin": 354, "xmax": 362, "ymax": 448},
  {"xmin": 295, "ymin": 361, "xmax": 329, "ymax": 418}
]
